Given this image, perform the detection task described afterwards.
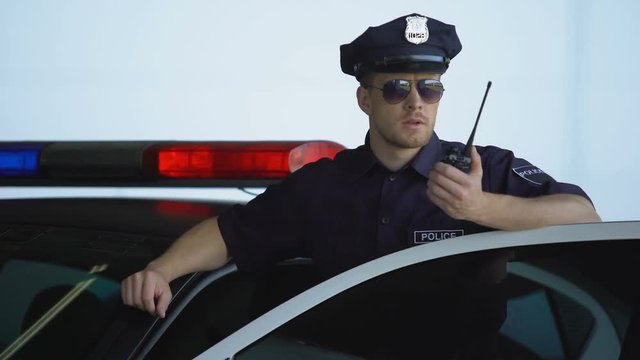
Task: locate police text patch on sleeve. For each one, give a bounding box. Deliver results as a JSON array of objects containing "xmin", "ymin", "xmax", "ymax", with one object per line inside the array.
[{"xmin": 512, "ymin": 165, "xmax": 553, "ymax": 186}]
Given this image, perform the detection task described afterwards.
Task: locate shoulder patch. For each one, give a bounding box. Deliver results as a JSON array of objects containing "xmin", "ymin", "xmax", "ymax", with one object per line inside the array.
[{"xmin": 512, "ymin": 165, "xmax": 553, "ymax": 186}]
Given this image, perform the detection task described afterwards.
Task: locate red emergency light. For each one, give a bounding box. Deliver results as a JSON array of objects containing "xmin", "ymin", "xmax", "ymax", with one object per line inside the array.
[{"xmin": 154, "ymin": 141, "xmax": 344, "ymax": 179}]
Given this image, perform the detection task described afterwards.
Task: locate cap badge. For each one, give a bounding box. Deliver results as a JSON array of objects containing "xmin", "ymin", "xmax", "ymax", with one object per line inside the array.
[{"xmin": 405, "ymin": 15, "xmax": 429, "ymax": 45}]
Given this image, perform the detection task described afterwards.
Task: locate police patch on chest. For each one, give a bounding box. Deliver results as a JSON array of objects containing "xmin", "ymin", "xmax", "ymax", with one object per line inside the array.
[
  {"xmin": 414, "ymin": 230, "xmax": 464, "ymax": 244},
  {"xmin": 512, "ymin": 165, "xmax": 552, "ymax": 186}
]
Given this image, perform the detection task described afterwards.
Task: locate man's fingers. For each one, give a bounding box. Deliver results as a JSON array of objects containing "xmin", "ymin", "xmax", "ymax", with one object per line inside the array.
[
  {"xmin": 156, "ymin": 290, "xmax": 172, "ymax": 318},
  {"xmin": 434, "ymin": 162, "xmax": 473, "ymax": 186},
  {"xmin": 141, "ymin": 273, "xmax": 159, "ymax": 315},
  {"xmin": 121, "ymin": 270, "xmax": 173, "ymax": 318},
  {"xmin": 121, "ymin": 277, "xmax": 131, "ymax": 305},
  {"xmin": 470, "ymin": 146, "xmax": 482, "ymax": 176},
  {"xmin": 428, "ymin": 179, "xmax": 451, "ymax": 203},
  {"xmin": 427, "ymin": 185, "xmax": 446, "ymax": 207},
  {"xmin": 121, "ymin": 274, "xmax": 141, "ymax": 307},
  {"xmin": 428, "ymin": 186, "xmax": 464, "ymax": 219},
  {"xmin": 133, "ymin": 273, "xmax": 146, "ymax": 309},
  {"xmin": 430, "ymin": 168, "xmax": 469, "ymax": 201}
]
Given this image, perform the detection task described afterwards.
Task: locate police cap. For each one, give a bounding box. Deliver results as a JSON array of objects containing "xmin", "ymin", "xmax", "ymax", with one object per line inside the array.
[{"xmin": 340, "ymin": 13, "xmax": 462, "ymax": 79}]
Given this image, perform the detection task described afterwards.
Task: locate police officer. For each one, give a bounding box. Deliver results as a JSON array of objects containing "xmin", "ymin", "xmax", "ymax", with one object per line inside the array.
[{"xmin": 121, "ymin": 13, "xmax": 601, "ymax": 318}]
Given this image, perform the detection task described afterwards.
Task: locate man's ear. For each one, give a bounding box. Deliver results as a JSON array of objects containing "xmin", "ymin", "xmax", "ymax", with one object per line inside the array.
[{"xmin": 356, "ymin": 86, "xmax": 371, "ymax": 115}]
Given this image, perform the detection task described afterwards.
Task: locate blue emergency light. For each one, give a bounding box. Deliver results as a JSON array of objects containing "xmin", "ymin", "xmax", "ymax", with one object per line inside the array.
[{"xmin": 0, "ymin": 145, "xmax": 43, "ymax": 175}]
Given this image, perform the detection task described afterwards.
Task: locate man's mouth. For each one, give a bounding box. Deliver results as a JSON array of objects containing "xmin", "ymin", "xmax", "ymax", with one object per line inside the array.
[{"xmin": 403, "ymin": 118, "xmax": 426, "ymax": 128}]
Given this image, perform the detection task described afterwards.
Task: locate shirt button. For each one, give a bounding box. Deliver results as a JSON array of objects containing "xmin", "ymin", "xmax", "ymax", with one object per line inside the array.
[
  {"xmin": 389, "ymin": 174, "xmax": 396, "ymax": 181},
  {"xmin": 381, "ymin": 216, "xmax": 390, "ymax": 224}
]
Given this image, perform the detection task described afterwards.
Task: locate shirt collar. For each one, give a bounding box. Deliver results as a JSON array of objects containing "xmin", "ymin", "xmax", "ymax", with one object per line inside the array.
[
  {"xmin": 344, "ymin": 132, "xmax": 443, "ymax": 181},
  {"xmin": 343, "ymin": 133, "xmax": 379, "ymax": 181},
  {"xmin": 409, "ymin": 132, "xmax": 443, "ymax": 178}
]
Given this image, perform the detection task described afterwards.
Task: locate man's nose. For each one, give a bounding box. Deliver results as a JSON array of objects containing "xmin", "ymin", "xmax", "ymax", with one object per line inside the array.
[{"xmin": 403, "ymin": 85, "xmax": 423, "ymax": 110}]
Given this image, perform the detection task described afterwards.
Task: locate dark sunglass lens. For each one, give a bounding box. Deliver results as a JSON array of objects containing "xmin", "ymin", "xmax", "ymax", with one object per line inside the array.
[
  {"xmin": 417, "ymin": 80, "xmax": 444, "ymax": 104},
  {"xmin": 382, "ymin": 80, "xmax": 411, "ymax": 104}
]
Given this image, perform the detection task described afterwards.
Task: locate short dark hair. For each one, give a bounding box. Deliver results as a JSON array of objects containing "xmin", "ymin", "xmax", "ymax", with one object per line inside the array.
[{"xmin": 358, "ymin": 72, "xmax": 375, "ymax": 87}]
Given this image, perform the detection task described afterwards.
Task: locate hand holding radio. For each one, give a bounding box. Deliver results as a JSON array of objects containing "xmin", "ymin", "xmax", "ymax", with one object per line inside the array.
[
  {"xmin": 428, "ymin": 145, "xmax": 485, "ymax": 220},
  {"xmin": 428, "ymin": 81, "xmax": 492, "ymax": 221}
]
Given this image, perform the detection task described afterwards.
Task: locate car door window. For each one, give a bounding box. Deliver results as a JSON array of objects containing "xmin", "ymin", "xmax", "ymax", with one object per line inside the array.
[
  {"xmin": 233, "ymin": 240, "xmax": 640, "ymax": 360},
  {"xmin": 238, "ymin": 251, "xmax": 513, "ymax": 359}
]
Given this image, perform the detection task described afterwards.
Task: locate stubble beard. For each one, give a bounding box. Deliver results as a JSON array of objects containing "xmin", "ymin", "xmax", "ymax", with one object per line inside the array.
[{"xmin": 380, "ymin": 125, "xmax": 432, "ymax": 150}]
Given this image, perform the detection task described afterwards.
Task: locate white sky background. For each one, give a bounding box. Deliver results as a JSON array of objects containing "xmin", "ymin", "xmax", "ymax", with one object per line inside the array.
[{"xmin": 1, "ymin": 0, "xmax": 639, "ymax": 221}]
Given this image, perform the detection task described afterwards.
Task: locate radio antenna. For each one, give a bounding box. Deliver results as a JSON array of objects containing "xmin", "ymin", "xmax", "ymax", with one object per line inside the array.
[{"xmin": 464, "ymin": 81, "xmax": 492, "ymax": 156}]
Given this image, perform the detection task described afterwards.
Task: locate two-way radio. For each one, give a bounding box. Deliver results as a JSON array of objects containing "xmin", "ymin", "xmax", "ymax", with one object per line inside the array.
[{"xmin": 442, "ymin": 81, "xmax": 492, "ymax": 173}]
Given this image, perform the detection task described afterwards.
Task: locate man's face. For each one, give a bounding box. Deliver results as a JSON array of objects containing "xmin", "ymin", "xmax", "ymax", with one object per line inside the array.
[{"xmin": 357, "ymin": 72, "xmax": 442, "ymax": 151}]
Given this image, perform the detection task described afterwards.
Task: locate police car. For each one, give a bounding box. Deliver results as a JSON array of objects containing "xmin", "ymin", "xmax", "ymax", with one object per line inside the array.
[{"xmin": 1, "ymin": 141, "xmax": 639, "ymax": 360}]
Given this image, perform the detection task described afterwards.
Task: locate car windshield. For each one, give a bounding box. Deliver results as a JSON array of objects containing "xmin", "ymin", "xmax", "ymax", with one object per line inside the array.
[
  {"xmin": 0, "ymin": 258, "xmax": 120, "ymax": 359},
  {"xmin": 0, "ymin": 217, "xmax": 176, "ymax": 360}
]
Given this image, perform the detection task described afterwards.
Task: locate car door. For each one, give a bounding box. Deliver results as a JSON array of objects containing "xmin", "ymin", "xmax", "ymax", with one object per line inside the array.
[{"xmin": 186, "ymin": 222, "xmax": 640, "ymax": 360}]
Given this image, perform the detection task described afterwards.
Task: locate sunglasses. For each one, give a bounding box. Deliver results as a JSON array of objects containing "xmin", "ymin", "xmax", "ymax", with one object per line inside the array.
[{"xmin": 364, "ymin": 79, "xmax": 445, "ymax": 104}]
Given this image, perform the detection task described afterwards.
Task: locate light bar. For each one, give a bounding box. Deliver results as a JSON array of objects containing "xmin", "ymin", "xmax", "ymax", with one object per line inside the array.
[
  {"xmin": 0, "ymin": 141, "xmax": 346, "ymax": 186},
  {"xmin": 154, "ymin": 141, "xmax": 345, "ymax": 179},
  {"xmin": 0, "ymin": 144, "xmax": 44, "ymax": 176}
]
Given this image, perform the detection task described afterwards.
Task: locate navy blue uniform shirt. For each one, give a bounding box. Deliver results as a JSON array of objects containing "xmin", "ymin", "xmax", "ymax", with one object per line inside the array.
[{"xmin": 218, "ymin": 133, "xmax": 590, "ymax": 278}]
